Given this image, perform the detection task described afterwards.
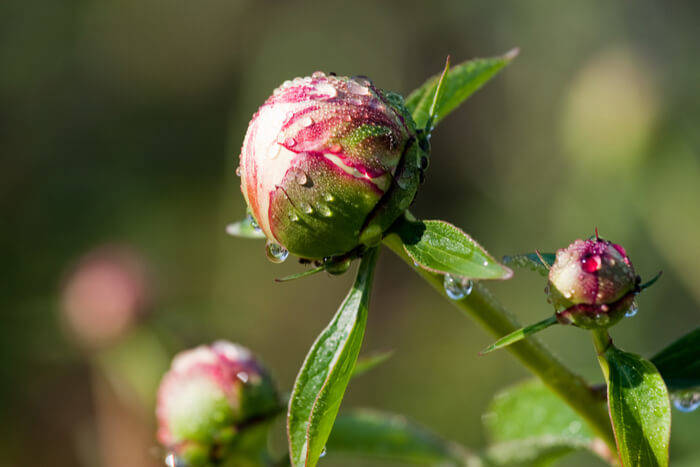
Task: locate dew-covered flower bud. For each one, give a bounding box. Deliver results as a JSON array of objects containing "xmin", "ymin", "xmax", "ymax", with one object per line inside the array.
[
  {"xmin": 548, "ymin": 237, "xmax": 639, "ymax": 329},
  {"xmin": 156, "ymin": 341, "xmax": 280, "ymax": 465},
  {"xmin": 239, "ymin": 72, "xmax": 426, "ymax": 260}
]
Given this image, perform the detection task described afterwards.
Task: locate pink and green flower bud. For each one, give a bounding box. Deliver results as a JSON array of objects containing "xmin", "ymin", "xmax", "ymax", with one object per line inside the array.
[
  {"xmin": 239, "ymin": 72, "xmax": 426, "ymax": 260},
  {"xmin": 548, "ymin": 237, "xmax": 639, "ymax": 329},
  {"xmin": 156, "ymin": 341, "xmax": 279, "ymax": 465}
]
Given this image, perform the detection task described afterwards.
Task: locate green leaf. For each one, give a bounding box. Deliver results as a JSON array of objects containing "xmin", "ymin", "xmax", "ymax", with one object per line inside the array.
[
  {"xmin": 351, "ymin": 350, "xmax": 394, "ymax": 379},
  {"xmin": 287, "ymin": 248, "xmax": 379, "ymax": 467},
  {"xmin": 599, "ymin": 344, "xmax": 671, "ymax": 467},
  {"xmin": 483, "ymin": 379, "xmax": 601, "ymax": 466},
  {"xmin": 425, "ymin": 56, "xmax": 450, "ymax": 131},
  {"xmin": 484, "ymin": 437, "xmax": 591, "ymax": 467},
  {"xmin": 326, "ymin": 409, "xmax": 471, "ymax": 465},
  {"xmin": 226, "ymin": 217, "xmax": 266, "ymax": 239},
  {"xmin": 393, "ymin": 216, "xmax": 512, "ymax": 280},
  {"xmin": 480, "ymin": 316, "xmax": 558, "ymax": 355},
  {"xmin": 502, "ymin": 253, "xmax": 555, "ymax": 277},
  {"xmin": 406, "ymin": 49, "xmax": 518, "ymax": 130},
  {"xmin": 651, "ymin": 327, "xmax": 700, "ymax": 391}
]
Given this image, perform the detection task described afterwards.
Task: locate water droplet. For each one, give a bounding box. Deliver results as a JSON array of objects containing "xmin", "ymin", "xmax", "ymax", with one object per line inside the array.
[
  {"xmin": 164, "ymin": 453, "xmax": 186, "ymax": 467},
  {"xmin": 317, "ymin": 203, "xmax": 332, "ymax": 217},
  {"xmin": 625, "ymin": 301, "xmax": 638, "ymax": 318},
  {"xmin": 568, "ymin": 420, "xmax": 582, "ymax": 434},
  {"xmin": 299, "ymin": 202, "xmax": 313, "ymax": 214},
  {"xmin": 236, "ymin": 372, "xmax": 249, "ymax": 383},
  {"xmin": 482, "ymin": 260, "xmax": 489, "ymax": 266},
  {"xmin": 329, "ymin": 143, "xmax": 343, "ymax": 153},
  {"xmin": 284, "ymin": 137, "xmax": 297, "ymax": 147},
  {"xmin": 320, "ymin": 447, "xmax": 327, "ymax": 458},
  {"xmin": 413, "ymin": 261, "xmax": 419, "ymax": 267},
  {"xmin": 266, "ymin": 242, "xmax": 288, "ymax": 263},
  {"xmin": 672, "ymin": 391, "xmax": 700, "ymax": 412},
  {"xmin": 288, "ymin": 211, "xmax": 299, "ymax": 222},
  {"xmin": 316, "ymin": 82, "xmax": 337, "ymax": 98},
  {"xmin": 300, "ymin": 116, "xmax": 314, "ymax": 128},
  {"xmin": 247, "ymin": 214, "xmax": 261, "ymax": 233},
  {"xmin": 347, "ymin": 80, "xmax": 369, "ymax": 95},
  {"xmin": 295, "ymin": 170, "xmax": 310, "ymax": 186},
  {"xmin": 311, "ymin": 71, "xmax": 325, "ymax": 79},
  {"xmin": 235, "ymin": 166, "xmax": 242, "ymax": 177},
  {"xmin": 323, "ymin": 193, "xmax": 335, "ymax": 202},
  {"xmin": 443, "ymin": 274, "xmax": 473, "ymax": 300}
]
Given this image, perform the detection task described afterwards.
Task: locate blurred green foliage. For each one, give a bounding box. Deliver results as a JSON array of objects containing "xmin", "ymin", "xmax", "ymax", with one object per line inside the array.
[{"xmin": 1, "ymin": 1, "xmax": 698, "ymax": 466}]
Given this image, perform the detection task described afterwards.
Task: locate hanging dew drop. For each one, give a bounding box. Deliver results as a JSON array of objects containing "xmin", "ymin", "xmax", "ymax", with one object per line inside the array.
[
  {"xmin": 443, "ymin": 274, "xmax": 473, "ymax": 300},
  {"xmin": 164, "ymin": 453, "xmax": 186, "ymax": 467},
  {"xmin": 236, "ymin": 371, "xmax": 249, "ymax": 383},
  {"xmin": 672, "ymin": 391, "xmax": 700, "ymax": 412},
  {"xmin": 320, "ymin": 447, "xmax": 327, "ymax": 458},
  {"xmin": 625, "ymin": 301, "xmax": 639, "ymax": 318},
  {"xmin": 235, "ymin": 166, "xmax": 242, "ymax": 177},
  {"xmin": 266, "ymin": 242, "xmax": 289, "ymax": 263}
]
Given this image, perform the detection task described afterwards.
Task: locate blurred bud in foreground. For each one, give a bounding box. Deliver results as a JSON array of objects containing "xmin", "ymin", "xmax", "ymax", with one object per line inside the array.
[
  {"xmin": 238, "ymin": 71, "xmax": 426, "ymax": 261},
  {"xmin": 156, "ymin": 341, "xmax": 280, "ymax": 466},
  {"xmin": 549, "ymin": 236, "xmax": 639, "ymax": 329},
  {"xmin": 61, "ymin": 245, "xmax": 149, "ymax": 348}
]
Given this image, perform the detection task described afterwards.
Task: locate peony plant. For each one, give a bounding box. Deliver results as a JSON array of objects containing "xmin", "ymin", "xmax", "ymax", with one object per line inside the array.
[{"xmin": 157, "ymin": 52, "xmax": 699, "ymax": 467}]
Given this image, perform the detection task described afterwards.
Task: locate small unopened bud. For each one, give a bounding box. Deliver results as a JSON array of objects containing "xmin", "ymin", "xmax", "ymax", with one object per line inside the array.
[
  {"xmin": 238, "ymin": 72, "xmax": 426, "ymax": 260},
  {"xmin": 156, "ymin": 341, "xmax": 280, "ymax": 465},
  {"xmin": 61, "ymin": 245, "xmax": 148, "ymax": 347},
  {"xmin": 548, "ymin": 236, "xmax": 638, "ymax": 329}
]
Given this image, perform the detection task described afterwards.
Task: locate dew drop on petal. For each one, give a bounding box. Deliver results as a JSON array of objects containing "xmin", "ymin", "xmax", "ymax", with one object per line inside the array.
[
  {"xmin": 265, "ymin": 242, "xmax": 288, "ymax": 263},
  {"xmin": 672, "ymin": 391, "xmax": 700, "ymax": 412},
  {"xmin": 347, "ymin": 80, "xmax": 369, "ymax": 95},
  {"xmin": 317, "ymin": 203, "xmax": 332, "ymax": 217},
  {"xmin": 329, "ymin": 143, "xmax": 343, "ymax": 153},
  {"xmin": 235, "ymin": 166, "xmax": 242, "ymax": 177},
  {"xmin": 247, "ymin": 214, "xmax": 261, "ymax": 233},
  {"xmin": 299, "ymin": 202, "xmax": 313, "ymax": 214},
  {"xmin": 236, "ymin": 371, "xmax": 249, "ymax": 383},
  {"xmin": 284, "ymin": 137, "xmax": 297, "ymax": 148},
  {"xmin": 625, "ymin": 300, "xmax": 638, "ymax": 318},
  {"xmin": 300, "ymin": 116, "xmax": 314, "ymax": 128},
  {"xmin": 311, "ymin": 71, "xmax": 325, "ymax": 79},
  {"xmin": 443, "ymin": 274, "xmax": 473, "ymax": 300}
]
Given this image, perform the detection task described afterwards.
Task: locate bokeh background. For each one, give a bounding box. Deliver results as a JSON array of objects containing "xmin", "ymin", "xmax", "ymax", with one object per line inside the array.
[{"xmin": 2, "ymin": 1, "xmax": 699, "ymax": 465}]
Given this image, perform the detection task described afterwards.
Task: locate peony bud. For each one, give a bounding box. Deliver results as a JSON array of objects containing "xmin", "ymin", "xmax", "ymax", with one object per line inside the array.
[
  {"xmin": 156, "ymin": 341, "xmax": 280, "ymax": 465},
  {"xmin": 238, "ymin": 72, "xmax": 427, "ymax": 260},
  {"xmin": 548, "ymin": 236, "xmax": 639, "ymax": 329},
  {"xmin": 61, "ymin": 245, "xmax": 149, "ymax": 348}
]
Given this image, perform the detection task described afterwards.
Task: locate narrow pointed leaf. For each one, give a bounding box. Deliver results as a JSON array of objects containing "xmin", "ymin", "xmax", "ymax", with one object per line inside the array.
[
  {"xmin": 598, "ymin": 345, "xmax": 671, "ymax": 467},
  {"xmin": 483, "ymin": 379, "xmax": 602, "ymax": 465},
  {"xmin": 351, "ymin": 350, "xmax": 394, "ymax": 379},
  {"xmin": 639, "ymin": 271, "xmax": 663, "ymax": 291},
  {"xmin": 275, "ymin": 266, "xmax": 325, "ymax": 283},
  {"xmin": 393, "ymin": 216, "xmax": 512, "ymax": 280},
  {"xmin": 406, "ymin": 49, "xmax": 518, "ymax": 129},
  {"xmin": 502, "ymin": 253, "xmax": 556, "ymax": 277},
  {"xmin": 327, "ymin": 409, "xmax": 472, "ymax": 465},
  {"xmin": 287, "ymin": 248, "xmax": 379, "ymax": 467},
  {"xmin": 480, "ymin": 316, "xmax": 558, "ymax": 355},
  {"xmin": 226, "ymin": 217, "xmax": 266, "ymax": 239},
  {"xmin": 426, "ymin": 56, "xmax": 450, "ymax": 131},
  {"xmin": 651, "ymin": 327, "xmax": 700, "ymax": 391}
]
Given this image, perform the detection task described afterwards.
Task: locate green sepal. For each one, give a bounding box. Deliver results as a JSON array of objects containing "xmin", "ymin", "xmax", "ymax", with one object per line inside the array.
[{"xmin": 502, "ymin": 252, "xmax": 555, "ymax": 277}]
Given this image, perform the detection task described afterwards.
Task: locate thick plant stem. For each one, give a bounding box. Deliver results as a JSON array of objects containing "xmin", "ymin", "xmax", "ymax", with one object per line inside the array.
[{"xmin": 383, "ymin": 233, "xmax": 616, "ymax": 452}]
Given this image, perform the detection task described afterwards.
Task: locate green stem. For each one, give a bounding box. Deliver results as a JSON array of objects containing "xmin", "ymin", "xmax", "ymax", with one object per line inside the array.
[
  {"xmin": 591, "ymin": 328, "xmax": 613, "ymax": 387},
  {"xmin": 382, "ymin": 233, "xmax": 616, "ymax": 452}
]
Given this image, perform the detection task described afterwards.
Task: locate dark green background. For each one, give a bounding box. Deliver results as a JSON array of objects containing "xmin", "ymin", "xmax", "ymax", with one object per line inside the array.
[{"xmin": 2, "ymin": 1, "xmax": 698, "ymax": 465}]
